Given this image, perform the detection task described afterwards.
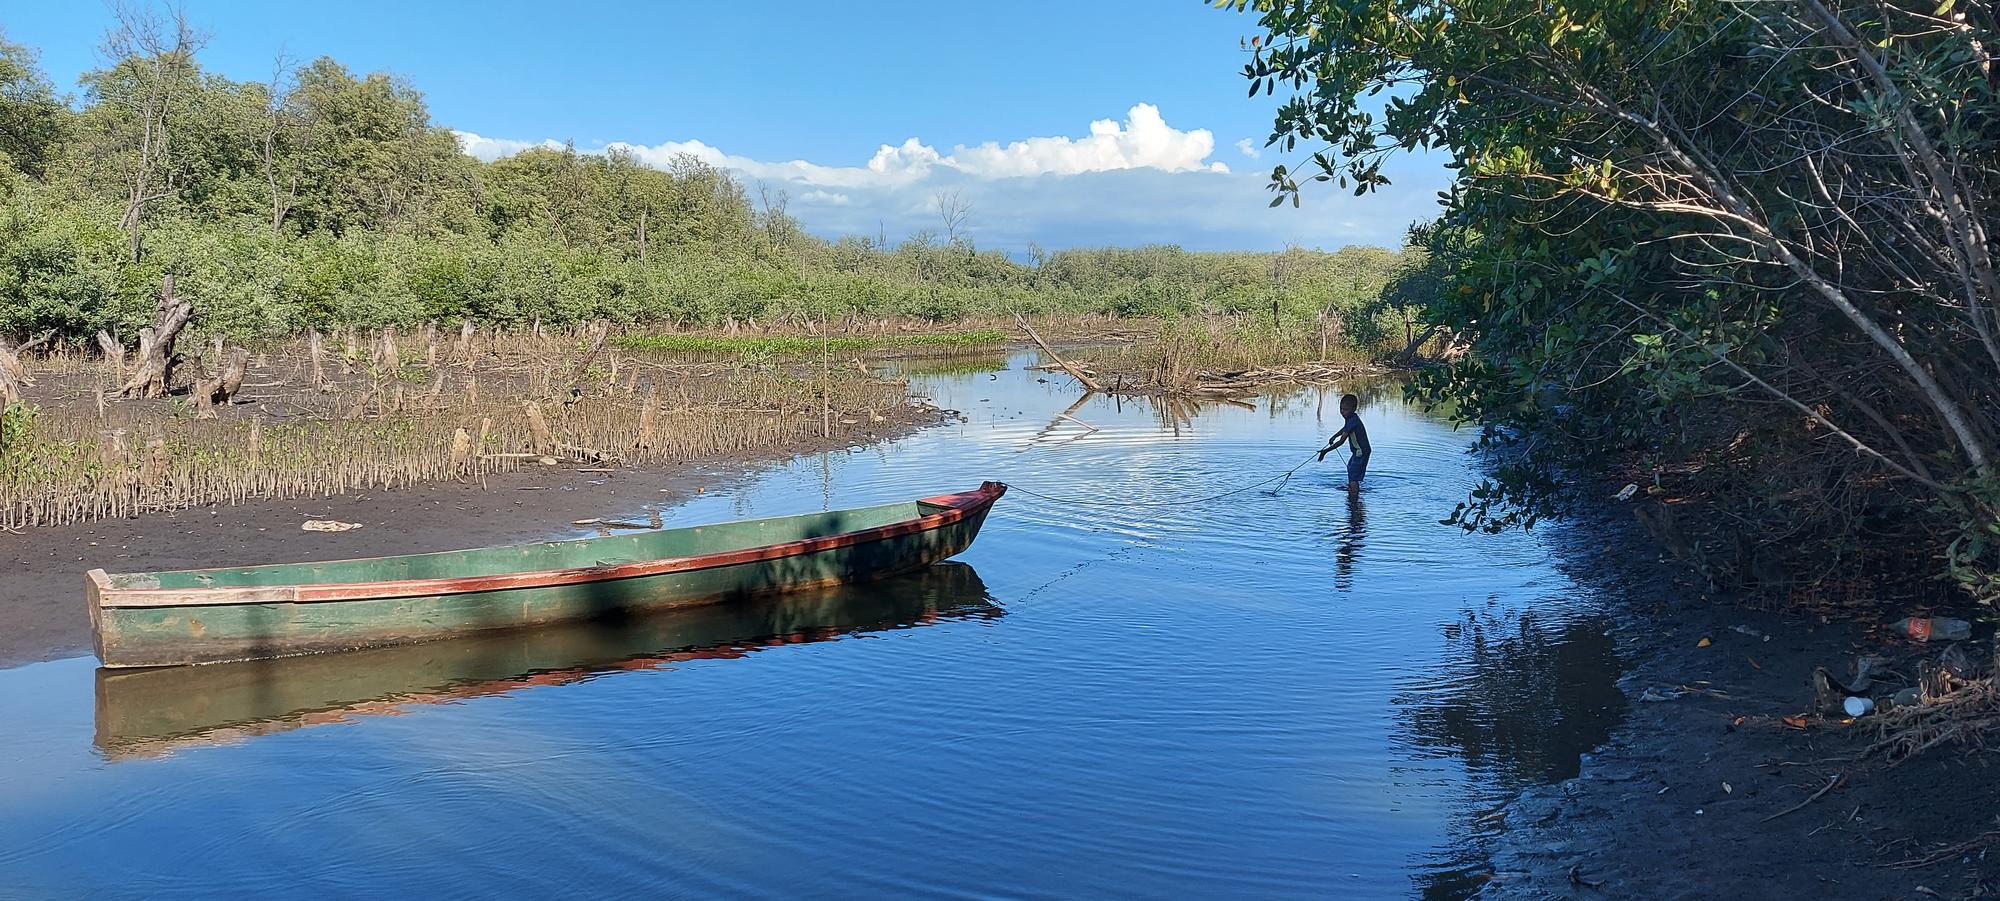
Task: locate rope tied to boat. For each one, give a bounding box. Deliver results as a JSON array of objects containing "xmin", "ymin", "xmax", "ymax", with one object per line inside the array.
[{"xmin": 1002, "ymin": 452, "xmax": 1321, "ymax": 508}]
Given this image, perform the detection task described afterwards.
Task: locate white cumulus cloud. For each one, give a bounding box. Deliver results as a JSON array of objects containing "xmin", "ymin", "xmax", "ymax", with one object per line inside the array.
[
  {"xmin": 452, "ymin": 103, "xmax": 1445, "ymax": 251},
  {"xmin": 941, "ymin": 103, "xmax": 1227, "ymax": 177},
  {"xmin": 454, "ymin": 132, "xmax": 565, "ymax": 160}
]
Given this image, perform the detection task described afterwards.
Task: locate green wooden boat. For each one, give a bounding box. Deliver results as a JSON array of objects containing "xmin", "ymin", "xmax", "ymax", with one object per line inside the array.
[
  {"xmin": 88, "ymin": 482, "xmax": 1005, "ymax": 668},
  {"xmin": 95, "ymin": 563, "xmax": 998, "ymax": 760}
]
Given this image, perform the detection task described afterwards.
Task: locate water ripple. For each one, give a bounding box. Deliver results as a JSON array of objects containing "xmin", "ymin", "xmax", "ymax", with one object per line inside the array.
[{"xmin": 0, "ymin": 353, "xmax": 1621, "ymax": 901}]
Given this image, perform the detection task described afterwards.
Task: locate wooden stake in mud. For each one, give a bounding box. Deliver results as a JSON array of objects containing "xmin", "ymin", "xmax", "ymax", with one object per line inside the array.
[
  {"xmin": 449, "ymin": 426, "xmax": 473, "ymax": 472},
  {"xmin": 307, "ymin": 329, "xmax": 326, "ymax": 389},
  {"xmin": 635, "ymin": 384, "xmax": 659, "ymax": 450},
  {"xmin": 1014, "ymin": 313, "xmax": 1104, "ymax": 393},
  {"xmin": 96, "ymin": 330, "xmax": 126, "ymax": 383},
  {"xmin": 139, "ymin": 437, "xmax": 167, "ymax": 486},
  {"xmin": 377, "ymin": 326, "xmax": 401, "ymax": 374},
  {"xmin": 120, "ymin": 275, "xmax": 193, "ymax": 399},
  {"xmin": 98, "ymin": 429, "xmax": 127, "ymax": 471}
]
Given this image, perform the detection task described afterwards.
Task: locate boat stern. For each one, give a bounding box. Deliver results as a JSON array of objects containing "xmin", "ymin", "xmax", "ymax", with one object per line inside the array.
[{"xmin": 84, "ymin": 569, "xmax": 114, "ymax": 666}]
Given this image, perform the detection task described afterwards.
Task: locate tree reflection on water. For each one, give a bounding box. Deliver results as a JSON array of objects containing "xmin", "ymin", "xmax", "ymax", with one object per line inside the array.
[{"xmin": 1399, "ymin": 605, "xmax": 1627, "ymax": 899}]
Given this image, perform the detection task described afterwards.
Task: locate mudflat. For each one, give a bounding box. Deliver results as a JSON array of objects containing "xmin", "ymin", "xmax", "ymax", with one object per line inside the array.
[
  {"xmin": 1485, "ymin": 498, "xmax": 2000, "ymax": 899},
  {"xmin": 0, "ymin": 453, "xmax": 834, "ymax": 669}
]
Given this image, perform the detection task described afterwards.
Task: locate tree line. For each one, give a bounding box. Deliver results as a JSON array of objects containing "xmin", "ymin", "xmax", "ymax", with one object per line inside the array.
[
  {"xmin": 0, "ymin": 10, "xmax": 1418, "ymax": 345},
  {"xmin": 1235, "ymin": 0, "xmax": 1999, "ymax": 601}
]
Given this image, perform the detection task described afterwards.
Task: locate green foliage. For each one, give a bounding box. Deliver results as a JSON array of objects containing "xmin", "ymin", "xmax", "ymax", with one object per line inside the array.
[
  {"xmin": 0, "ymin": 22, "xmax": 1419, "ymax": 346},
  {"xmin": 612, "ymin": 330, "xmax": 1009, "ymax": 357},
  {"xmin": 0, "ymin": 32, "xmax": 67, "ymax": 179},
  {"xmin": 1242, "ymin": 0, "xmax": 2000, "ymax": 599},
  {"xmin": 0, "ymin": 402, "xmax": 35, "ymax": 462}
]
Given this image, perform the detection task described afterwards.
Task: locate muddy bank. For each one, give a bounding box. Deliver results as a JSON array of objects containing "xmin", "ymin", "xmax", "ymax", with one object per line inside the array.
[
  {"xmin": 1479, "ymin": 497, "xmax": 2000, "ymax": 899},
  {"xmin": 0, "ymin": 422, "xmax": 939, "ymax": 670}
]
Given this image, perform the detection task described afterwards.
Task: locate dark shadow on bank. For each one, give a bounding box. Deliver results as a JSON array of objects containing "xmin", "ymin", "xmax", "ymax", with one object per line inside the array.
[{"xmin": 94, "ymin": 562, "xmax": 999, "ymax": 761}]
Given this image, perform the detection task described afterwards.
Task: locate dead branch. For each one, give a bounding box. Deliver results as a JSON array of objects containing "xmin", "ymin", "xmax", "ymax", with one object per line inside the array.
[{"xmin": 1015, "ymin": 313, "xmax": 1103, "ymax": 393}]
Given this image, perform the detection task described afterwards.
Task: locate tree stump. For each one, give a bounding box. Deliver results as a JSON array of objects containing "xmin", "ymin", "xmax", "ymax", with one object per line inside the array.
[
  {"xmin": 193, "ymin": 346, "xmax": 250, "ymax": 417},
  {"xmin": 119, "ymin": 275, "xmax": 193, "ymax": 399},
  {"xmin": 523, "ymin": 401, "xmax": 553, "ymax": 454},
  {"xmin": 0, "ymin": 340, "xmax": 24, "ymax": 408},
  {"xmin": 0, "ymin": 329, "xmax": 53, "ymax": 406}
]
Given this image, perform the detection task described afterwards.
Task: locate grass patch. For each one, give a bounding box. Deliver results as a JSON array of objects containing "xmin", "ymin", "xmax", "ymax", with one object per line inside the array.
[{"xmin": 612, "ymin": 330, "xmax": 1009, "ymax": 356}]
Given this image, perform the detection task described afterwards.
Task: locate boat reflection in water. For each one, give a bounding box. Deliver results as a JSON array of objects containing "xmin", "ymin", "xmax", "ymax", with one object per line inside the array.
[{"xmin": 94, "ymin": 562, "xmax": 999, "ymax": 761}]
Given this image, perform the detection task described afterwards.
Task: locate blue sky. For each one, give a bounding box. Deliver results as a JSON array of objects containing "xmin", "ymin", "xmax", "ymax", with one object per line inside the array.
[{"xmin": 3, "ymin": 1, "xmax": 1449, "ymax": 252}]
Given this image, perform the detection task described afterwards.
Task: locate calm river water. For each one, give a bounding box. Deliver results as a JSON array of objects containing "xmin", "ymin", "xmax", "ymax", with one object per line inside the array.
[{"xmin": 0, "ymin": 352, "xmax": 1624, "ymax": 899}]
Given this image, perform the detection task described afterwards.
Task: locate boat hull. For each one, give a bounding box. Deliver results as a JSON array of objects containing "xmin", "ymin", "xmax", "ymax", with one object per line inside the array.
[
  {"xmin": 94, "ymin": 563, "xmax": 999, "ymax": 759},
  {"xmin": 90, "ymin": 483, "xmax": 1002, "ymax": 668}
]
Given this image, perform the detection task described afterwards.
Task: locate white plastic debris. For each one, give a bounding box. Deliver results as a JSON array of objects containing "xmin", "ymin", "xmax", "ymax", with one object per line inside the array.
[
  {"xmin": 1614, "ymin": 483, "xmax": 1639, "ymax": 501},
  {"xmin": 301, "ymin": 520, "xmax": 363, "ymax": 532},
  {"xmin": 1843, "ymin": 696, "xmax": 1875, "ymax": 717}
]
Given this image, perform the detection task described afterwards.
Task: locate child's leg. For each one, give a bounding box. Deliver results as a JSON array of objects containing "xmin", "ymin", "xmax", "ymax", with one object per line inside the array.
[{"xmin": 1346, "ymin": 454, "xmax": 1367, "ymax": 485}]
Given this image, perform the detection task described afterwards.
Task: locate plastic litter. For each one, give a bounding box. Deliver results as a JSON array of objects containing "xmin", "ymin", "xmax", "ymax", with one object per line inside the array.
[
  {"xmin": 301, "ymin": 520, "xmax": 363, "ymax": 532},
  {"xmin": 1812, "ymin": 661, "xmax": 1886, "ymax": 714},
  {"xmin": 1614, "ymin": 483, "xmax": 1638, "ymax": 501},
  {"xmin": 1730, "ymin": 624, "xmax": 1772, "ymax": 642},
  {"xmin": 1890, "ymin": 616, "xmax": 1971, "ymax": 642},
  {"xmin": 1843, "ymin": 696, "xmax": 1875, "ymax": 717},
  {"xmin": 1940, "ymin": 643, "xmax": 1976, "ymax": 679}
]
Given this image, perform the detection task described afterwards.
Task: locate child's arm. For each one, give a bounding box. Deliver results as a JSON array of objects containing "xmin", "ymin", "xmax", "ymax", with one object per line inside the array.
[{"xmin": 1316, "ymin": 428, "xmax": 1351, "ymax": 461}]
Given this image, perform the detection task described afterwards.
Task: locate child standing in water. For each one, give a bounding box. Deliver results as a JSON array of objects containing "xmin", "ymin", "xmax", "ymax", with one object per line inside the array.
[{"xmin": 1316, "ymin": 393, "xmax": 1370, "ymax": 488}]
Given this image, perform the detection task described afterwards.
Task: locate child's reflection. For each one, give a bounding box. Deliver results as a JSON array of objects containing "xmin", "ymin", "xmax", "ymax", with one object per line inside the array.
[{"xmin": 1334, "ymin": 483, "xmax": 1366, "ymax": 592}]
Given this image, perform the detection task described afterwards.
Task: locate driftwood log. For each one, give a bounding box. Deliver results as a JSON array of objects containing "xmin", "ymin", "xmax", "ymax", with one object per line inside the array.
[{"xmin": 119, "ymin": 274, "xmax": 194, "ymax": 398}]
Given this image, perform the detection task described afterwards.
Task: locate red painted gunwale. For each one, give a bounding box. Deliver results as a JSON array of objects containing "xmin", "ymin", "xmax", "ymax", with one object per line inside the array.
[{"xmin": 94, "ymin": 482, "xmax": 1006, "ymax": 610}]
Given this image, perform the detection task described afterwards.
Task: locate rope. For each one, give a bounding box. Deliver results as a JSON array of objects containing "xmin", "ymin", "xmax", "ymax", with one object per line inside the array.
[{"xmin": 1003, "ymin": 452, "xmax": 1322, "ymax": 508}]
